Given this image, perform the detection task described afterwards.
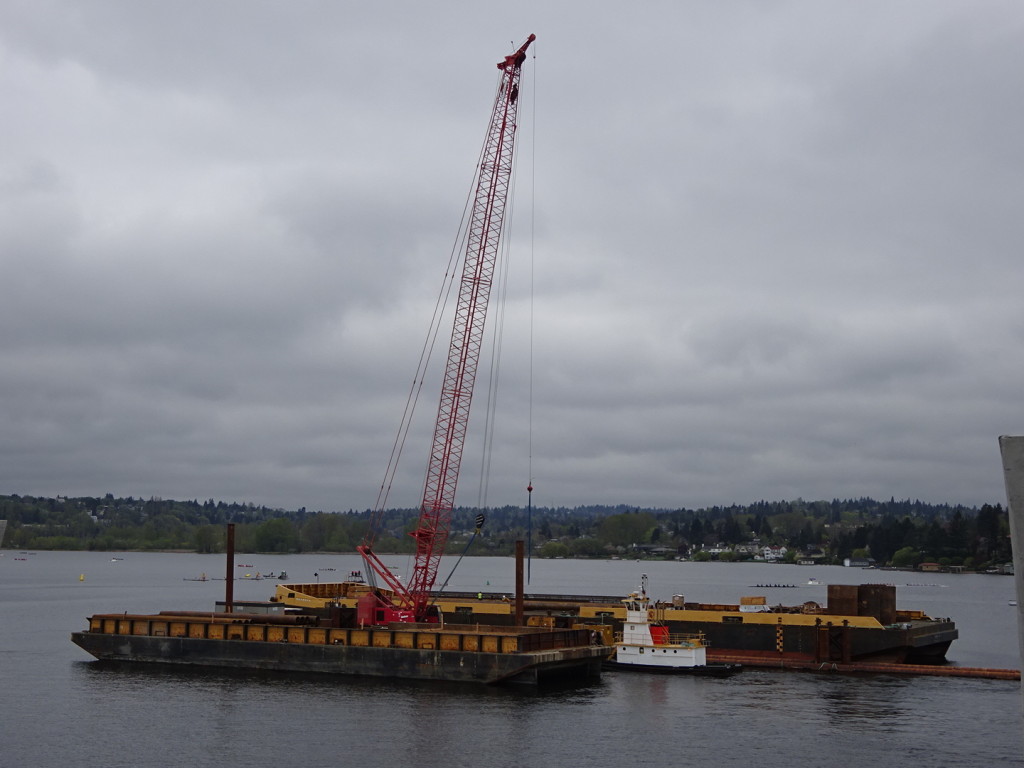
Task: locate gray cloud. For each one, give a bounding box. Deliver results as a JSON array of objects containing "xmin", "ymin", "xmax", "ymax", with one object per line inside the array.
[{"xmin": 1, "ymin": 2, "xmax": 1021, "ymax": 513}]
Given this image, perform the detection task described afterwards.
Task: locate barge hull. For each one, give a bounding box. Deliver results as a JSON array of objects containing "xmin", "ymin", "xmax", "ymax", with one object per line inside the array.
[
  {"xmin": 661, "ymin": 617, "xmax": 956, "ymax": 665},
  {"xmin": 70, "ymin": 616, "xmax": 607, "ymax": 686},
  {"xmin": 71, "ymin": 633, "xmax": 600, "ymax": 684},
  {"xmin": 604, "ymin": 660, "xmax": 741, "ymax": 677}
]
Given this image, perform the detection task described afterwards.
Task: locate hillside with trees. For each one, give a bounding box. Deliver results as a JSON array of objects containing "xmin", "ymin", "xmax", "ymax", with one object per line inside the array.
[{"xmin": 0, "ymin": 493, "xmax": 1012, "ymax": 571}]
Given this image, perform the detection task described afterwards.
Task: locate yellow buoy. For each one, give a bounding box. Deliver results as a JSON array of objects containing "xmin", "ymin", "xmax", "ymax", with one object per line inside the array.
[{"xmin": 79, "ymin": 574, "xmax": 85, "ymax": 581}]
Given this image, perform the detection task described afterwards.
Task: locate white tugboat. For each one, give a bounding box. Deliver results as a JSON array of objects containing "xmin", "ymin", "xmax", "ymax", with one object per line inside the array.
[{"xmin": 607, "ymin": 575, "xmax": 741, "ymax": 677}]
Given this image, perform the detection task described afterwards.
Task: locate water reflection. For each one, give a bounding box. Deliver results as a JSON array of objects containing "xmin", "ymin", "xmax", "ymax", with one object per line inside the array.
[
  {"xmin": 814, "ymin": 675, "xmax": 909, "ymax": 728},
  {"xmin": 7, "ymin": 555, "xmax": 1023, "ymax": 768}
]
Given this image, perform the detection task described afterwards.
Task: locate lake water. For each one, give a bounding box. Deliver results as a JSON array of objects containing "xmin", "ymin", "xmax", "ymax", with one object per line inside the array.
[{"xmin": 2, "ymin": 551, "xmax": 1021, "ymax": 767}]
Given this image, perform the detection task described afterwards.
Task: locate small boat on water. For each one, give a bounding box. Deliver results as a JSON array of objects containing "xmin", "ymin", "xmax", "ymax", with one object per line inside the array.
[{"xmin": 605, "ymin": 576, "xmax": 741, "ymax": 677}]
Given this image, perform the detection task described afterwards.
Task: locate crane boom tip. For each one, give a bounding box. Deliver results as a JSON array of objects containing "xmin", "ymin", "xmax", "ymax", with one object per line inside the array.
[{"xmin": 498, "ymin": 34, "xmax": 536, "ymax": 70}]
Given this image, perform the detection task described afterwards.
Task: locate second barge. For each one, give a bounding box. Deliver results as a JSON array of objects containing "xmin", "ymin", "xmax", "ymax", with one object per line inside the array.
[{"xmin": 271, "ymin": 581, "xmax": 958, "ymax": 669}]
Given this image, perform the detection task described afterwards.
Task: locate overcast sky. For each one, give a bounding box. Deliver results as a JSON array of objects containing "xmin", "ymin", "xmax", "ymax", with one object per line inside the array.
[{"xmin": 2, "ymin": 2, "xmax": 1022, "ymax": 513}]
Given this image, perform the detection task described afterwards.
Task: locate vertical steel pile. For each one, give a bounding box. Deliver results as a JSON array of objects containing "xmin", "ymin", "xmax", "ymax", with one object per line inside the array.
[{"xmin": 225, "ymin": 523, "xmax": 235, "ymax": 613}]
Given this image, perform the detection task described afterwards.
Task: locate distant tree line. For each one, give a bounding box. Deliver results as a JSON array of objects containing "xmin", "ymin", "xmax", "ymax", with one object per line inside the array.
[{"xmin": 0, "ymin": 493, "xmax": 1012, "ymax": 571}]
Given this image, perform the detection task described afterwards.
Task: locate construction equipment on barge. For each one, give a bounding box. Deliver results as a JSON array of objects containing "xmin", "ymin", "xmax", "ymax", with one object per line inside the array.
[
  {"xmin": 69, "ymin": 36, "xmax": 604, "ymax": 687},
  {"xmin": 266, "ymin": 579, "xmax": 985, "ymax": 677}
]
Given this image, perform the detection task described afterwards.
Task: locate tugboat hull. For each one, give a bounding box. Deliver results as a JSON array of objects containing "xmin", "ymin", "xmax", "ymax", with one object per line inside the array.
[{"xmin": 605, "ymin": 660, "xmax": 742, "ymax": 677}]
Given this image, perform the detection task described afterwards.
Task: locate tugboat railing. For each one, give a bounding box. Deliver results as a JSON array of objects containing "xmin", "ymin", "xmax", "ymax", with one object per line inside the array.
[{"xmin": 614, "ymin": 630, "xmax": 709, "ymax": 647}]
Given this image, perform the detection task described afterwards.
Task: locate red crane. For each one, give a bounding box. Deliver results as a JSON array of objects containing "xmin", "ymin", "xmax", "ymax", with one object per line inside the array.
[{"xmin": 357, "ymin": 34, "xmax": 535, "ymax": 623}]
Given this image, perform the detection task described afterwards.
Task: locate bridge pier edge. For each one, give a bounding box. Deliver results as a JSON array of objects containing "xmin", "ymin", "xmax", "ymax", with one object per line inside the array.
[{"xmin": 997, "ymin": 435, "xmax": 1024, "ymax": 719}]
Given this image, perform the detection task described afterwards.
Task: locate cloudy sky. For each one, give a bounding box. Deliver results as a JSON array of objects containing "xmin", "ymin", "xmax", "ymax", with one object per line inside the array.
[{"xmin": 2, "ymin": 2, "xmax": 1022, "ymax": 513}]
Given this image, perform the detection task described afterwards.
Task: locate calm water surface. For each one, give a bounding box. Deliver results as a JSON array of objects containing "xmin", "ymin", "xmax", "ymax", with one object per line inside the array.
[{"xmin": 2, "ymin": 551, "xmax": 1021, "ymax": 767}]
